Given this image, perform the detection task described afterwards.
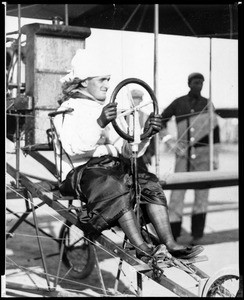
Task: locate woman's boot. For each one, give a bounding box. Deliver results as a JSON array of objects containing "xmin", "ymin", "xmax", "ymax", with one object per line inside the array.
[
  {"xmin": 118, "ymin": 210, "xmax": 152, "ymax": 258},
  {"xmin": 146, "ymin": 203, "xmax": 203, "ymax": 259}
]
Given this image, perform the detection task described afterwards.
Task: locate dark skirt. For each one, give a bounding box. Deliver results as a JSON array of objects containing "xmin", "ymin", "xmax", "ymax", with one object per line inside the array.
[{"xmin": 60, "ymin": 155, "xmax": 167, "ymax": 232}]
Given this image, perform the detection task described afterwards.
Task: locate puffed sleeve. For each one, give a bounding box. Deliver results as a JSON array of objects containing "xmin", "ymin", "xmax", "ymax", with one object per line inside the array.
[{"xmin": 54, "ymin": 101, "xmax": 103, "ymax": 156}]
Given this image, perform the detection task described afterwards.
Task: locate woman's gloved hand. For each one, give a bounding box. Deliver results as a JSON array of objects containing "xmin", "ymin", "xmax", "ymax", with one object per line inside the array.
[
  {"xmin": 144, "ymin": 113, "xmax": 163, "ymax": 137},
  {"xmin": 97, "ymin": 103, "xmax": 118, "ymax": 128}
]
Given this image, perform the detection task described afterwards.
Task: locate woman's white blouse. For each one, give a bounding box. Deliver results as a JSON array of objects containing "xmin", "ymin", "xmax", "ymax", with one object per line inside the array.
[{"xmin": 53, "ymin": 98, "xmax": 150, "ymax": 178}]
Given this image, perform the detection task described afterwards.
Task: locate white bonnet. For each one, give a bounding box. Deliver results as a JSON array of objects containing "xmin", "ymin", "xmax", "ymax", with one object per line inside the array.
[{"xmin": 60, "ymin": 49, "xmax": 111, "ymax": 83}]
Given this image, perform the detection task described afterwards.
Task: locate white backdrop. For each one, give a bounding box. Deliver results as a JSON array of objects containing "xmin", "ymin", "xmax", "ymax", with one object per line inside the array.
[
  {"xmin": 6, "ymin": 16, "xmax": 238, "ymax": 112},
  {"xmin": 86, "ymin": 28, "xmax": 238, "ymax": 111}
]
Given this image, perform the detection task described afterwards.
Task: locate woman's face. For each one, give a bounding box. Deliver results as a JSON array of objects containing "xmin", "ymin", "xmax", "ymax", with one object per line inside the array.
[{"xmin": 85, "ymin": 75, "xmax": 111, "ymax": 103}]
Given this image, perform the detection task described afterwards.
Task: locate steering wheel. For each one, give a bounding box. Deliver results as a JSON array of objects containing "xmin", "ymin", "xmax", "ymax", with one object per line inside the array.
[{"xmin": 110, "ymin": 78, "xmax": 159, "ymax": 142}]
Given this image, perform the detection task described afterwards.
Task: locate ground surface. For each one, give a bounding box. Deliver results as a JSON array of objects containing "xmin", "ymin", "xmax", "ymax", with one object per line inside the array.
[{"xmin": 4, "ymin": 142, "xmax": 239, "ymax": 297}]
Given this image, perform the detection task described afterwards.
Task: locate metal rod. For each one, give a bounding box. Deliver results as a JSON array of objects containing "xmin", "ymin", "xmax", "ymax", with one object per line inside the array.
[
  {"xmin": 65, "ymin": 4, "xmax": 69, "ymax": 26},
  {"xmin": 7, "ymin": 4, "xmax": 39, "ymax": 14},
  {"xmin": 131, "ymin": 110, "xmax": 141, "ymax": 226},
  {"xmin": 15, "ymin": 4, "xmax": 22, "ymax": 188},
  {"xmin": 49, "ymin": 119, "xmax": 60, "ymax": 181},
  {"xmin": 28, "ymin": 191, "xmax": 52, "ymax": 290},
  {"xmin": 154, "ymin": 4, "xmax": 160, "ymax": 178},
  {"xmin": 114, "ymin": 237, "xmax": 127, "ymax": 293},
  {"xmin": 6, "ymin": 204, "xmax": 57, "ymax": 240},
  {"xmin": 136, "ymin": 4, "xmax": 147, "ymax": 31},
  {"xmin": 229, "ymin": 4, "xmax": 233, "ymax": 39},
  {"xmin": 209, "ymin": 38, "xmax": 214, "ymax": 171},
  {"xmin": 172, "ymin": 4, "xmax": 197, "ymax": 37},
  {"xmin": 121, "ymin": 4, "xmax": 141, "ymax": 30},
  {"xmin": 137, "ymin": 272, "xmax": 143, "ymax": 296},
  {"xmin": 132, "ymin": 151, "xmax": 140, "ymax": 226},
  {"xmin": 17, "ymin": 5, "xmax": 21, "ymax": 97},
  {"xmin": 6, "ymin": 30, "xmax": 19, "ymax": 35},
  {"xmin": 54, "ymin": 230, "xmax": 66, "ymax": 289},
  {"xmin": 93, "ymin": 244, "xmax": 107, "ymax": 295},
  {"xmin": 15, "ymin": 115, "xmax": 20, "ymax": 188}
]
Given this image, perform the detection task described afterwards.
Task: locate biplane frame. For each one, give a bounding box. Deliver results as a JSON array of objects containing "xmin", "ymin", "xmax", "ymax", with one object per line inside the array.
[{"xmin": 6, "ymin": 79, "xmax": 239, "ymax": 297}]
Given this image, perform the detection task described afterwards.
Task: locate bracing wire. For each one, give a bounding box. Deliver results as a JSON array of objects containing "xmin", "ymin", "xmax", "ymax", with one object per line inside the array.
[
  {"xmin": 6, "ymin": 257, "xmax": 116, "ymax": 296},
  {"xmin": 6, "ymin": 183, "xmax": 153, "ymax": 296}
]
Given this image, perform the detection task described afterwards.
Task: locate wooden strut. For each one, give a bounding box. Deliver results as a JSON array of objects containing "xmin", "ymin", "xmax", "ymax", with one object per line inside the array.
[
  {"xmin": 53, "ymin": 231, "xmax": 66, "ymax": 289},
  {"xmin": 27, "ymin": 190, "xmax": 54, "ymax": 291},
  {"xmin": 93, "ymin": 243, "xmax": 107, "ymax": 296},
  {"xmin": 114, "ymin": 237, "xmax": 127, "ymax": 294},
  {"xmin": 6, "ymin": 203, "xmax": 56, "ymax": 241}
]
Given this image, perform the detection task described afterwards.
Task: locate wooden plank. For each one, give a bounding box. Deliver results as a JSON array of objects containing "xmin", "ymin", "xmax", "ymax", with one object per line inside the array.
[
  {"xmin": 160, "ymin": 170, "xmax": 238, "ymax": 189},
  {"xmin": 24, "ymin": 151, "xmax": 57, "ymax": 178},
  {"xmin": 21, "ymin": 143, "xmax": 53, "ymax": 151},
  {"xmin": 6, "ymin": 282, "xmax": 91, "ymax": 297},
  {"xmin": 6, "ymin": 188, "xmax": 25, "ymax": 199},
  {"xmin": 215, "ymin": 108, "xmax": 238, "ymax": 118}
]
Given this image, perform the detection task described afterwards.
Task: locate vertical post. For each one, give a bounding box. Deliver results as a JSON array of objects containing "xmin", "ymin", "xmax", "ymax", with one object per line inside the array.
[
  {"xmin": 114, "ymin": 237, "xmax": 127, "ymax": 294},
  {"xmin": 154, "ymin": 4, "xmax": 160, "ymax": 178},
  {"xmin": 15, "ymin": 115, "xmax": 20, "ymax": 188},
  {"xmin": 132, "ymin": 152, "xmax": 141, "ymax": 226},
  {"xmin": 1, "ymin": 275, "xmax": 6, "ymax": 297},
  {"xmin": 132, "ymin": 110, "xmax": 141, "ymax": 226},
  {"xmin": 93, "ymin": 244, "xmax": 107, "ymax": 295},
  {"xmin": 28, "ymin": 191, "xmax": 52, "ymax": 290},
  {"xmin": 65, "ymin": 4, "xmax": 69, "ymax": 26},
  {"xmin": 137, "ymin": 272, "xmax": 143, "ymax": 296},
  {"xmin": 54, "ymin": 229, "xmax": 66, "ymax": 289},
  {"xmin": 15, "ymin": 4, "xmax": 22, "ymax": 188},
  {"xmin": 17, "ymin": 5, "xmax": 21, "ymax": 97},
  {"xmin": 209, "ymin": 38, "xmax": 214, "ymax": 171}
]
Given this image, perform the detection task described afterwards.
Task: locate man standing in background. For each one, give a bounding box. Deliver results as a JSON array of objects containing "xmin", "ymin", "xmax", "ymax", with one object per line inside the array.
[{"xmin": 161, "ymin": 72, "xmax": 220, "ymax": 245}]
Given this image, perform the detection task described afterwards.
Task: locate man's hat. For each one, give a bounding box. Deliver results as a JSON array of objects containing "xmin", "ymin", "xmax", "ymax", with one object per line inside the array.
[
  {"xmin": 188, "ymin": 72, "xmax": 204, "ymax": 84},
  {"xmin": 131, "ymin": 89, "xmax": 144, "ymax": 99},
  {"xmin": 60, "ymin": 49, "xmax": 111, "ymax": 83}
]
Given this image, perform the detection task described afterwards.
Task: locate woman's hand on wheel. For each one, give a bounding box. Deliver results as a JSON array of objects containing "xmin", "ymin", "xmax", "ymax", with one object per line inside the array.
[
  {"xmin": 144, "ymin": 113, "xmax": 162, "ymax": 137},
  {"xmin": 97, "ymin": 103, "xmax": 118, "ymax": 128}
]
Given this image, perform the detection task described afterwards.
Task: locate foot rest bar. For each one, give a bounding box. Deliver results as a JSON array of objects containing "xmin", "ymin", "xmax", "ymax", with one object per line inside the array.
[
  {"xmin": 21, "ymin": 143, "xmax": 53, "ymax": 152},
  {"xmin": 133, "ymin": 263, "xmax": 153, "ymax": 272},
  {"xmin": 178, "ymin": 255, "xmax": 208, "ymax": 264}
]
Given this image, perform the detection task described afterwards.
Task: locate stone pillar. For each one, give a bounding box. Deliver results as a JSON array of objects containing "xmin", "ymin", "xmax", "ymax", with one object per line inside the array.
[{"xmin": 21, "ymin": 23, "xmax": 91, "ymax": 144}]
